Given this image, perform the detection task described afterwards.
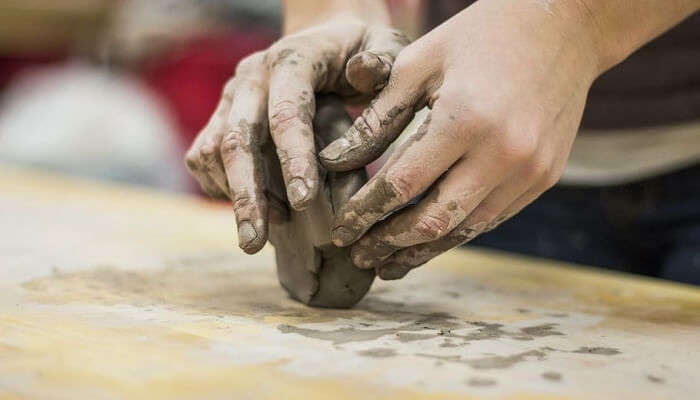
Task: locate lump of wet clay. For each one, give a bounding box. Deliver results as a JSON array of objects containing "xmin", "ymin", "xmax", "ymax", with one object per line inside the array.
[{"xmin": 265, "ymin": 96, "xmax": 375, "ymax": 308}]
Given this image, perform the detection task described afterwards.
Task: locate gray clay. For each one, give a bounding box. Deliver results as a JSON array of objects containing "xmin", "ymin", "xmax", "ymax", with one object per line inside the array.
[{"xmin": 265, "ymin": 96, "xmax": 375, "ymax": 308}]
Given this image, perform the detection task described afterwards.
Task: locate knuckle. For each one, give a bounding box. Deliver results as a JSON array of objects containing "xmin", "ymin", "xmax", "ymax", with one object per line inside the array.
[
  {"xmin": 220, "ymin": 132, "xmax": 247, "ymax": 155},
  {"xmin": 384, "ymin": 172, "xmax": 418, "ymax": 203},
  {"xmin": 222, "ymin": 77, "xmax": 239, "ymax": 98},
  {"xmin": 269, "ymin": 100, "xmax": 304, "ymax": 133},
  {"xmin": 232, "ymin": 191, "xmax": 253, "ymax": 212},
  {"xmin": 385, "ymin": 28, "xmax": 410, "ymax": 47},
  {"xmin": 235, "ymin": 52, "xmax": 264, "ymax": 75},
  {"xmin": 198, "ymin": 142, "xmax": 219, "ymax": 161},
  {"xmin": 521, "ymin": 155, "xmax": 550, "ymax": 181},
  {"xmin": 352, "ymin": 102, "xmax": 384, "ymax": 141},
  {"xmin": 184, "ymin": 149, "xmax": 200, "ymax": 171},
  {"xmin": 276, "ymin": 148, "xmax": 313, "ymax": 169},
  {"xmin": 391, "ymin": 46, "xmax": 421, "ymax": 77},
  {"xmin": 460, "ymin": 108, "xmax": 503, "ymax": 138},
  {"xmin": 266, "ymin": 44, "xmax": 306, "ymax": 70},
  {"xmin": 414, "ymin": 212, "xmax": 451, "ymax": 240},
  {"xmin": 542, "ymin": 169, "xmax": 562, "ymax": 190},
  {"xmin": 500, "ymin": 130, "xmax": 539, "ymax": 163},
  {"xmin": 468, "ymin": 205, "xmax": 500, "ymax": 228}
]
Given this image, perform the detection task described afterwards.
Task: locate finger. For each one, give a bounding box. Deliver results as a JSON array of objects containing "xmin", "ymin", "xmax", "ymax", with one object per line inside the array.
[
  {"xmin": 461, "ymin": 176, "xmax": 535, "ymax": 234},
  {"xmin": 346, "ymin": 27, "xmax": 410, "ymax": 94},
  {"xmin": 266, "ymin": 48, "xmax": 321, "ymax": 211},
  {"xmin": 319, "ymin": 65, "xmax": 425, "ymax": 171},
  {"xmin": 222, "ymin": 70, "xmax": 270, "ymax": 254},
  {"xmin": 349, "ymin": 161, "xmax": 492, "ymax": 269},
  {"xmin": 485, "ymin": 170, "xmax": 561, "ymax": 232},
  {"xmin": 330, "ymin": 111, "xmax": 470, "ymax": 247},
  {"xmin": 185, "ymin": 151, "xmax": 223, "ymax": 198},
  {"xmin": 184, "ymin": 94, "xmax": 232, "ymax": 198},
  {"xmin": 376, "ymin": 218, "xmax": 485, "ymax": 280},
  {"xmin": 376, "ymin": 176, "xmax": 531, "ymax": 280},
  {"xmin": 375, "ymin": 162, "xmax": 550, "ymax": 279},
  {"xmin": 199, "ymin": 136, "xmax": 230, "ymax": 197}
]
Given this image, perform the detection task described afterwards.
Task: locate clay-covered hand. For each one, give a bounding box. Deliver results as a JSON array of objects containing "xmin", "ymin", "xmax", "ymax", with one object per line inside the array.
[
  {"xmin": 319, "ymin": 0, "xmax": 604, "ymax": 279},
  {"xmin": 184, "ymin": 18, "xmax": 409, "ymax": 254}
]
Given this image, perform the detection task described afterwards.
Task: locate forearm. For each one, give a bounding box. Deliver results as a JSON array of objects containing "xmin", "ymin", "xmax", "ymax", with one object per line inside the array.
[
  {"xmin": 282, "ymin": 0, "xmax": 391, "ymax": 34},
  {"xmin": 565, "ymin": 0, "xmax": 700, "ymax": 73}
]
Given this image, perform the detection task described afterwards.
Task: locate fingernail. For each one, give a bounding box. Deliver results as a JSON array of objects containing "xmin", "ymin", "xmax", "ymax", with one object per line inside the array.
[
  {"xmin": 320, "ymin": 138, "xmax": 350, "ymax": 162},
  {"xmin": 365, "ymin": 53, "xmax": 391, "ymax": 77},
  {"xmin": 238, "ymin": 221, "xmax": 258, "ymax": 250},
  {"xmin": 331, "ymin": 226, "xmax": 355, "ymax": 247},
  {"xmin": 361, "ymin": 52, "xmax": 390, "ymax": 76},
  {"xmin": 377, "ymin": 264, "xmax": 410, "ymax": 280},
  {"xmin": 287, "ymin": 178, "xmax": 309, "ymax": 207}
]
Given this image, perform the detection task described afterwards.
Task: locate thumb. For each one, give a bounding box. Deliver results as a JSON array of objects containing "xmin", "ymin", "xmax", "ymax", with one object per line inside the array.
[{"xmin": 345, "ymin": 27, "xmax": 410, "ymax": 95}]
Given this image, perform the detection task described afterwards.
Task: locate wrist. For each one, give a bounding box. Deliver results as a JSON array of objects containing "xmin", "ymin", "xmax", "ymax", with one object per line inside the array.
[
  {"xmin": 553, "ymin": 0, "xmax": 611, "ymax": 77},
  {"xmin": 559, "ymin": 0, "xmax": 700, "ymax": 76},
  {"xmin": 283, "ymin": 0, "xmax": 391, "ymax": 35}
]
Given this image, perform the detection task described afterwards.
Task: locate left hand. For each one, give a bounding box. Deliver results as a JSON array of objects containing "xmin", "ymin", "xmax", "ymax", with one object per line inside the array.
[{"xmin": 318, "ymin": 0, "xmax": 604, "ymax": 279}]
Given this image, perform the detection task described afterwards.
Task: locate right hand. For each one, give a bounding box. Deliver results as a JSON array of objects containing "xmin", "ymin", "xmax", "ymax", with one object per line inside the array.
[{"xmin": 185, "ymin": 19, "xmax": 409, "ymax": 254}]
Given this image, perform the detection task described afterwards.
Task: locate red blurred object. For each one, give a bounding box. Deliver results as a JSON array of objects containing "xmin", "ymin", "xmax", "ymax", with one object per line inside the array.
[
  {"xmin": 142, "ymin": 27, "xmax": 275, "ymax": 148},
  {"xmin": 0, "ymin": 54, "xmax": 66, "ymax": 91}
]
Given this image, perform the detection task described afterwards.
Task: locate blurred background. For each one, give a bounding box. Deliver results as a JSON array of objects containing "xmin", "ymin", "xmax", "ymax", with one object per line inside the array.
[{"xmin": 0, "ymin": 0, "xmax": 425, "ymax": 192}]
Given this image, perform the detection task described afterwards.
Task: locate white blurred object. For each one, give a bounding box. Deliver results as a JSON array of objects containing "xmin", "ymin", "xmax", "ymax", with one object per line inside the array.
[{"xmin": 0, "ymin": 62, "xmax": 188, "ymax": 191}]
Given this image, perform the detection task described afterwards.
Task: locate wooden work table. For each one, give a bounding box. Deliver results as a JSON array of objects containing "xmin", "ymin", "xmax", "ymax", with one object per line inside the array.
[{"xmin": 1, "ymin": 165, "xmax": 699, "ymax": 399}]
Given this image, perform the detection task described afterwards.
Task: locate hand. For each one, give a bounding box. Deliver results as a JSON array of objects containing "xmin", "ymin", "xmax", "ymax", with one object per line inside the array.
[
  {"xmin": 185, "ymin": 18, "xmax": 409, "ymax": 254},
  {"xmin": 319, "ymin": 0, "xmax": 603, "ymax": 279}
]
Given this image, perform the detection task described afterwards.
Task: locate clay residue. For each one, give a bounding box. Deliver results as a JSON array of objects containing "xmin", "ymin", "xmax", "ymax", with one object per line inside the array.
[
  {"xmin": 467, "ymin": 350, "xmax": 548, "ymax": 369},
  {"xmin": 440, "ymin": 339, "xmax": 460, "ymax": 348},
  {"xmin": 417, "ymin": 350, "xmax": 547, "ymax": 370},
  {"xmin": 542, "ymin": 371, "xmax": 562, "ymax": 381},
  {"xmin": 278, "ymin": 317, "xmax": 566, "ymax": 346},
  {"xmin": 332, "ymin": 175, "xmax": 406, "ymax": 246},
  {"xmin": 21, "ymin": 263, "xmax": 315, "ymax": 320},
  {"xmin": 357, "ymin": 348, "xmax": 397, "ymax": 358},
  {"xmin": 19, "ymin": 261, "xmax": 441, "ymax": 325},
  {"xmin": 519, "ymin": 324, "xmax": 565, "ymax": 338},
  {"xmin": 446, "ymin": 322, "xmax": 564, "ymax": 343},
  {"xmin": 646, "ymin": 374, "xmax": 665, "ymax": 384},
  {"xmin": 416, "ymin": 343, "xmax": 622, "ymax": 370},
  {"xmin": 396, "ymin": 332, "xmax": 435, "ymax": 342},
  {"xmin": 268, "ymin": 48, "xmax": 301, "ymax": 69},
  {"xmin": 278, "ymin": 312, "xmax": 460, "ymax": 345},
  {"xmin": 279, "ymin": 324, "xmax": 395, "ymax": 345},
  {"xmin": 466, "ymin": 377, "xmax": 497, "ymax": 387},
  {"xmin": 572, "ymin": 346, "xmax": 621, "ymax": 355}
]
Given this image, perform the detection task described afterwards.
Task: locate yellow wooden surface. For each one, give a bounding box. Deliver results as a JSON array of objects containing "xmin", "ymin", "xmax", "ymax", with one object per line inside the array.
[{"xmin": 1, "ymin": 165, "xmax": 699, "ymax": 400}]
